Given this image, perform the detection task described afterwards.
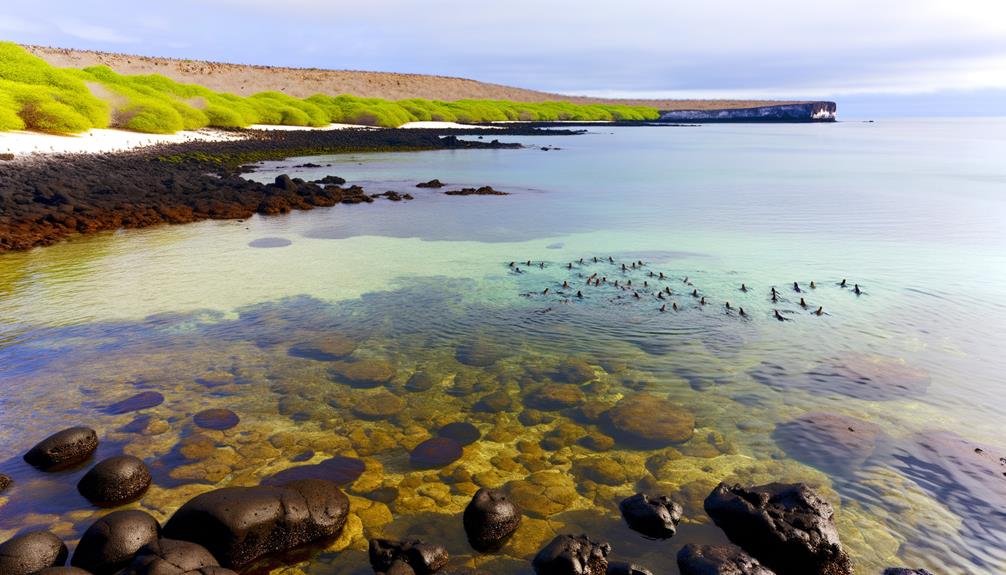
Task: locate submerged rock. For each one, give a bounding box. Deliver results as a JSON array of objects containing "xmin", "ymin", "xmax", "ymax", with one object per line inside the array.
[
  {"xmin": 77, "ymin": 455, "xmax": 152, "ymax": 507},
  {"xmin": 406, "ymin": 371, "xmax": 439, "ymax": 392},
  {"xmin": 618, "ymin": 493, "xmax": 682, "ymax": 539},
  {"xmin": 288, "ymin": 335, "xmax": 357, "ymax": 361},
  {"xmin": 72, "ymin": 510, "xmax": 162, "ymax": 575},
  {"xmin": 352, "ymin": 389, "xmax": 405, "ymax": 419},
  {"xmin": 369, "ymin": 539, "xmax": 449, "ymax": 575},
  {"xmin": 104, "ymin": 392, "xmax": 165, "ymax": 415},
  {"xmin": 193, "ymin": 409, "xmax": 240, "ymax": 431},
  {"xmin": 117, "ymin": 538, "xmax": 224, "ymax": 575},
  {"xmin": 807, "ymin": 354, "xmax": 930, "ymax": 400},
  {"xmin": 262, "ymin": 456, "xmax": 365, "ymax": 486},
  {"xmin": 532, "ymin": 534, "xmax": 610, "ymax": 575},
  {"xmin": 438, "ymin": 422, "xmax": 481, "ymax": 446},
  {"xmin": 703, "ymin": 482, "xmax": 851, "ymax": 575},
  {"xmin": 162, "ymin": 478, "xmax": 350, "ymax": 568},
  {"xmin": 604, "ymin": 393, "xmax": 694, "ymax": 446},
  {"xmin": 37, "ymin": 568, "xmax": 95, "ymax": 575},
  {"xmin": 455, "ymin": 337, "xmax": 506, "ymax": 367},
  {"xmin": 410, "ymin": 437, "xmax": 464, "ymax": 469},
  {"xmin": 506, "ymin": 471, "xmax": 578, "ymax": 518},
  {"xmin": 605, "ymin": 562, "xmax": 654, "ymax": 575},
  {"xmin": 0, "ymin": 473, "xmax": 11, "ymax": 492},
  {"xmin": 332, "ymin": 359, "xmax": 395, "ymax": 388},
  {"xmin": 773, "ymin": 412, "xmax": 881, "ymax": 471},
  {"xmin": 416, "ymin": 179, "xmax": 445, "ymax": 188},
  {"xmin": 0, "ymin": 531, "xmax": 68, "ymax": 575},
  {"xmin": 882, "ymin": 569, "xmax": 935, "ymax": 575},
  {"xmin": 526, "ymin": 384, "xmax": 585, "ymax": 411},
  {"xmin": 23, "ymin": 426, "xmax": 99, "ymax": 471},
  {"xmin": 553, "ymin": 359, "xmax": 596, "ymax": 384},
  {"xmin": 248, "ymin": 237, "xmax": 291, "ymax": 248},
  {"xmin": 463, "ymin": 488, "xmax": 522, "ymax": 552},
  {"xmin": 676, "ymin": 543, "xmax": 775, "ymax": 575}
]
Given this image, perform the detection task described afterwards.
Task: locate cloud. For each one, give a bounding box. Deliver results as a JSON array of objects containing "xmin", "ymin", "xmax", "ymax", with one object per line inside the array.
[
  {"xmin": 53, "ymin": 19, "xmax": 137, "ymax": 43},
  {"xmin": 0, "ymin": 15, "xmax": 42, "ymax": 32}
]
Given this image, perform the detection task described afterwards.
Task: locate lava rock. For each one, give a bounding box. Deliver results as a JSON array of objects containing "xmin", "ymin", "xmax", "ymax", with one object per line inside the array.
[
  {"xmin": 0, "ymin": 473, "xmax": 11, "ymax": 492},
  {"xmin": 23, "ymin": 426, "xmax": 99, "ymax": 471},
  {"xmin": 117, "ymin": 538, "xmax": 224, "ymax": 575},
  {"xmin": 463, "ymin": 488, "xmax": 522, "ymax": 551},
  {"xmin": 704, "ymin": 483, "xmax": 851, "ymax": 575},
  {"xmin": 162, "ymin": 478, "xmax": 349, "ymax": 568},
  {"xmin": 604, "ymin": 393, "xmax": 694, "ymax": 446},
  {"xmin": 261, "ymin": 456, "xmax": 365, "ymax": 486},
  {"xmin": 618, "ymin": 493, "xmax": 682, "ymax": 539},
  {"xmin": 677, "ymin": 543, "xmax": 775, "ymax": 575},
  {"xmin": 438, "ymin": 422, "xmax": 480, "ymax": 446},
  {"xmin": 410, "ymin": 437, "xmax": 464, "ymax": 469},
  {"xmin": 532, "ymin": 534, "xmax": 610, "ymax": 575},
  {"xmin": 104, "ymin": 392, "xmax": 165, "ymax": 415},
  {"xmin": 37, "ymin": 568, "xmax": 95, "ymax": 575},
  {"xmin": 0, "ymin": 531, "xmax": 69, "ymax": 575},
  {"xmin": 193, "ymin": 409, "xmax": 240, "ymax": 431},
  {"xmin": 444, "ymin": 186, "xmax": 508, "ymax": 196},
  {"xmin": 78, "ymin": 455, "xmax": 152, "ymax": 507},
  {"xmin": 369, "ymin": 539, "xmax": 449, "ymax": 575},
  {"xmin": 71, "ymin": 510, "xmax": 161, "ymax": 575},
  {"xmin": 416, "ymin": 179, "xmax": 445, "ymax": 188},
  {"xmin": 314, "ymin": 175, "xmax": 346, "ymax": 185},
  {"xmin": 605, "ymin": 562, "xmax": 654, "ymax": 575}
]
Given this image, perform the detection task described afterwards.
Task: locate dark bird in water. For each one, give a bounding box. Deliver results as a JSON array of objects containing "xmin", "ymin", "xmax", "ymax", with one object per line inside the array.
[
  {"xmin": 526, "ymin": 260, "xmax": 532, "ymax": 266},
  {"xmin": 614, "ymin": 280, "xmax": 619, "ymax": 287},
  {"xmin": 840, "ymin": 278, "xmax": 847, "ymax": 287},
  {"xmin": 683, "ymin": 276, "xmax": 689, "ymax": 283},
  {"xmin": 633, "ymin": 291, "xmax": 640, "ymax": 299},
  {"xmin": 515, "ymin": 267, "xmax": 523, "ymax": 273},
  {"xmin": 814, "ymin": 306, "xmax": 824, "ymax": 315},
  {"xmin": 539, "ymin": 262, "xmax": 545, "ymax": 269},
  {"xmin": 595, "ymin": 278, "xmax": 601, "ymax": 286},
  {"xmin": 627, "ymin": 280, "xmax": 632, "ymax": 286},
  {"xmin": 739, "ymin": 307, "xmax": 746, "ymax": 317},
  {"xmin": 672, "ymin": 302, "xmax": 679, "ymax": 311},
  {"xmin": 644, "ymin": 281, "xmax": 649, "ymax": 287},
  {"xmin": 771, "ymin": 286, "xmax": 779, "ymax": 295},
  {"xmin": 563, "ymin": 281, "xmax": 569, "ymax": 289},
  {"xmin": 691, "ymin": 289, "xmax": 699, "ymax": 297},
  {"xmin": 725, "ymin": 302, "xmax": 732, "ymax": 310},
  {"xmin": 659, "ymin": 272, "xmax": 665, "ymax": 280},
  {"xmin": 657, "ymin": 292, "xmax": 666, "ymax": 300},
  {"xmin": 649, "ymin": 271, "xmax": 655, "ymax": 277},
  {"xmin": 622, "ymin": 263, "xmax": 627, "ymax": 271},
  {"xmin": 700, "ymin": 296, "xmax": 706, "ymax": 305},
  {"xmin": 799, "ymin": 297, "xmax": 807, "ymax": 308},
  {"xmin": 585, "ymin": 278, "xmax": 592, "ymax": 286},
  {"xmin": 664, "ymin": 286, "xmax": 672, "ymax": 295},
  {"xmin": 509, "ymin": 261, "xmax": 515, "ymax": 268},
  {"xmin": 771, "ymin": 293, "xmax": 778, "ymax": 303},
  {"xmin": 579, "ymin": 258, "xmax": 584, "ymax": 264},
  {"xmin": 854, "ymin": 284, "xmax": 862, "ymax": 295},
  {"xmin": 589, "ymin": 272, "xmax": 598, "ymax": 279},
  {"xmin": 609, "ymin": 256, "xmax": 614, "ymax": 263},
  {"xmin": 774, "ymin": 309, "xmax": 787, "ymax": 321},
  {"xmin": 793, "ymin": 282, "xmax": 801, "ymax": 292},
  {"xmin": 602, "ymin": 276, "xmax": 607, "ymax": 283},
  {"xmin": 593, "ymin": 257, "xmax": 598, "ymax": 263},
  {"xmin": 660, "ymin": 304, "xmax": 667, "ymax": 312},
  {"xmin": 567, "ymin": 263, "xmax": 573, "ymax": 269},
  {"xmin": 741, "ymin": 284, "xmax": 748, "ymax": 292},
  {"xmin": 577, "ymin": 291, "xmax": 583, "ymax": 299},
  {"xmin": 542, "ymin": 288, "xmax": 549, "ymax": 295},
  {"xmin": 810, "ymin": 281, "xmax": 817, "ymax": 289},
  {"xmin": 637, "ymin": 260, "xmax": 644, "ymax": 266}
]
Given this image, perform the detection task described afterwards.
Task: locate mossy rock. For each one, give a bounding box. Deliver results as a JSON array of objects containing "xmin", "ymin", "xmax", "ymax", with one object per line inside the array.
[
  {"xmin": 604, "ymin": 392, "xmax": 695, "ymax": 446},
  {"xmin": 332, "ymin": 359, "xmax": 396, "ymax": 388},
  {"xmin": 352, "ymin": 390, "xmax": 405, "ymax": 419},
  {"xmin": 525, "ymin": 384, "xmax": 585, "ymax": 411},
  {"xmin": 505, "ymin": 470, "xmax": 578, "ymax": 518}
]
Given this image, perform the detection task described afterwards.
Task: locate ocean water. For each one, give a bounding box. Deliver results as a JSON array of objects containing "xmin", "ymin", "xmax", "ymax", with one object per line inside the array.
[{"xmin": 1, "ymin": 119, "xmax": 1005, "ymax": 574}]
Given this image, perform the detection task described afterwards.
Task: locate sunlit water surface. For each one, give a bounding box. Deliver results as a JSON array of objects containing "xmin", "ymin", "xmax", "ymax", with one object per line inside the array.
[{"xmin": 2, "ymin": 120, "xmax": 1005, "ymax": 574}]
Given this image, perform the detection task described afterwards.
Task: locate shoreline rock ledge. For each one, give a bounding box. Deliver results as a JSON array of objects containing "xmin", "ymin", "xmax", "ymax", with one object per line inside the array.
[
  {"xmin": 162, "ymin": 478, "xmax": 349, "ymax": 568},
  {"xmin": 703, "ymin": 482, "xmax": 852, "ymax": 575}
]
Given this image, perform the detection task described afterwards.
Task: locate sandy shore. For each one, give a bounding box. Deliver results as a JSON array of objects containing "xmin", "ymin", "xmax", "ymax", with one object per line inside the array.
[{"xmin": 0, "ymin": 121, "xmax": 507, "ymax": 157}]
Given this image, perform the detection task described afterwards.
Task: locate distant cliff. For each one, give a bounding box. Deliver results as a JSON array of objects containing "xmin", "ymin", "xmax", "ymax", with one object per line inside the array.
[{"xmin": 659, "ymin": 102, "xmax": 837, "ymax": 122}]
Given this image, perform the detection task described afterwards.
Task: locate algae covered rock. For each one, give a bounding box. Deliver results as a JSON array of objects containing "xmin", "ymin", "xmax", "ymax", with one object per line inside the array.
[
  {"xmin": 773, "ymin": 412, "xmax": 881, "ymax": 471},
  {"xmin": 506, "ymin": 471, "xmax": 578, "ymax": 518},
  {"xmin": 332, "ymin": 359, "xmax": 396, "ymax": 388},
  {"xmin": 605, "ymin": 393, "xmax": 694, "ymax": 446}
]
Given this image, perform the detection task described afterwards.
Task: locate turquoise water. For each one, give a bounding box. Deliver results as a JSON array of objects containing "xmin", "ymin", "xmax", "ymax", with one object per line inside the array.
[{"xmin": 1, "ymin": 119, "xmax": 1005, "ymax": 574}]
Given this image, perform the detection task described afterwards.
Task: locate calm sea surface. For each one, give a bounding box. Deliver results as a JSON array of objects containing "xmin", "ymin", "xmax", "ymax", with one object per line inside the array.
[{"xmin": 1, "ymin": 119, "xmax": 1005, "ymax": 574}]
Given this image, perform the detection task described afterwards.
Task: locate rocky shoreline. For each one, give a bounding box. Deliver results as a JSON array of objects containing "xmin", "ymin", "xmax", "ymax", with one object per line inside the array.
[{"xmin": 0, "ymin": 126, "xmax": 570, "ymax": 253}]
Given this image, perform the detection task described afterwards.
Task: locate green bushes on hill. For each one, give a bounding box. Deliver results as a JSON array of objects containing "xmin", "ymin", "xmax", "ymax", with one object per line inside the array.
[{"xmin": 0, "ymin": 41, "xmax": 659, "ymax": 135}]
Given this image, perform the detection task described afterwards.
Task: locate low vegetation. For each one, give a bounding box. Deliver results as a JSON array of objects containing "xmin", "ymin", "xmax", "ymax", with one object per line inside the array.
[{"xmin": 0, "ymin": 42, "xmax": 659, "ymax": 134}]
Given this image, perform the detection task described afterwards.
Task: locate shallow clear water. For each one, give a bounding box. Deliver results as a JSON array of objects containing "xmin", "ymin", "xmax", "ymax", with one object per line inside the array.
[{"xmin": 1, "ymin": 119, "xmax": 1005, "ymax": 574}]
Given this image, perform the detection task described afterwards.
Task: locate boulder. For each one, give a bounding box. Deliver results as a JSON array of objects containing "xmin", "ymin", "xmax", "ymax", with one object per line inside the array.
[
  {"xmin": 162, "ymin": 479, "xmax": 349, "ymax": 568},
  {"xmin": 526, "ymin": 384, "xmax": 585, "ymax": 411},
  {"xmin": 332, "ymin": 359, "xmax": 395, "ymax": 388},
  {"xmin": 532, "ymin": 534, "xmax": 610, "ymax": 575},
  {"xmin": 410, "ymin": 438, "xmax": 464, "ymax": 469},
  {"xmin": 455, "ymin": 338, "xmax": 505, "ymax": 367},
  {"xmin": 104, "ymin": 392, "xmax": 165, "ymax": 415},
  {"xmin": 352, "ymin": 390, "xmax": 406, "ymax": 419},
  {"xmin": 618, "ymin": 493, "xmax": 682, "ymax": 539},
  {"xmin": 463, "ymin": 488, "xmax": 522, "ymax": 551},
  {"xmin": 288, "ymin": 335, "xmax": 356, "ymax": 361},
  {"xmin": 37, "ymin": 568, "xmax": 95, "ymax": 575},
  {"xmin": 0, "ymin": 531, "xmax": 68, "ymax": 575},
  {"xmin": 406, "ymin": 371, "xmax": 439, "ymax": 392},
  {"xmin": 676, "ymin": 543, "xmax": 775, "ymax": 575},
  {"xmin": 23, "ymin": 426, "xmax": 99, "ymax": 471},
  {"xmin": 193, "ymin": 409, "xmax": 240, "ymax": 431},
  {"xmin": 703, "ymin": 483, "xmax": 851, "ymax": 575},
  {"xmin": 71, "ymin": 509, "xmax": 161, "ymax": 574},
  {"xmin": 438, "ymin": 422, "xmax": 480, "ymax": 446},
  {"xmin": 604, "ymin": 393, "xmax": 694, "ymax": 446},
  {"xmin": 605, "ymin": 563, "xmax": 654, "ymax": 575},
  {"xmin": 882, "ymin": 569, "xmax": 935, "ymax": 575},
  {"xmin": 0, "ymin": 473, "xmax": 11, "ymax": 492},
  {"xmin": 773, "ymin": 413, "xmax": 881, "ymax": 471},
  {"xmin": 117, "ymin": 539, "xmax": 228, "ymax": 575},
  {"xmin": 262, "ymin": 456, "xmax": 366, "ymax": 486},
  {"xmin": 77, "ymin": 455, "xmax": 152, "ymax": 507},
  {"xmin": 369, "ymin": 539, "xmax": 449, "ymax": 575},
  {"xmin": 416, "ymin": 179, "xmax": 445, "ymax": 188}
]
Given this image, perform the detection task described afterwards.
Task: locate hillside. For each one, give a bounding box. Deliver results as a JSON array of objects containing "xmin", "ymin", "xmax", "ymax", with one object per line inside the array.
[{"xmin": 25, "ymin": 45, "xmax": 800, "ymax": 112}]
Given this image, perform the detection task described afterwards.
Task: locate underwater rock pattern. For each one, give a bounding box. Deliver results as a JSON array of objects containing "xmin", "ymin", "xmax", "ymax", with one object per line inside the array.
[
  {"xmin": 162, "ymin": 479, "xmax": 350, "ymax": 568},
  {"xmin": 369, "ymin": 538, "xmax": 450, "ymax": 575}
]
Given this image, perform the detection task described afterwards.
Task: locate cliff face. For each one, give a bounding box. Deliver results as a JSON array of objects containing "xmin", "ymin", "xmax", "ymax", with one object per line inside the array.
[{"xmin": 659, "ymin": 101, "xmax": 837, "ymax": 122}]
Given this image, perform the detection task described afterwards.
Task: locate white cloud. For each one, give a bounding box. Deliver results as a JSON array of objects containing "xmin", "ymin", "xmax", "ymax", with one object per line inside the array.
[{"xmin": 54, "ymin": 19, "xmax": 137, "ymax": 43}]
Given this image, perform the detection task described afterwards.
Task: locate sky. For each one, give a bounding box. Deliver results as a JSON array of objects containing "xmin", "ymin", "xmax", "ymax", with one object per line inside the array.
[{"xmin": 3, "ymin": 0, "xmax": 1006, "ymax": 117}]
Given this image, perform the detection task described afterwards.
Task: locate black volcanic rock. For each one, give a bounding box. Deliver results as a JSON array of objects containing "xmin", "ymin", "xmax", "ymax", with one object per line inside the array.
[
  {"xmin": 78, "ymin": 455, "xmax": 152, "ymax": 507},
  {"xmin": 104, "ymin": 392, "xmax": 164, "ymax": 415},
  {"xmin": 0, "ymin": 531, "xmax": 69, "ymax": 575},
  {"xmin": 605, "ymin": 562, "xmax": 654, "ymax": 575},
  {"xmin": 532, "ymin": 534, "xmax": 610, "ymax": 575},
  {"xmin": 416, "ymin": 179, "xmax": 445, "ymax": 188},
  {"xmin": 117, "ymin": 538, "xmax": 226, "ymax": 575},
  {"xmin": 23, "ymin": 426, "xmax": 99, "ymax": 471},
  {"xmin": 162, "ymin": 479, "xmax": 349, "ymax": 568},
  {"xmin": 444, "ymin": 186, "xmax": 508, "ymax": 196},
  {"xmin": 193, "ymin": 409, "xmax": 240, "ymax": 431},
  {"xmin": 703, "ymin": 483, "xmax": 851, "ymax": 575},
  {"xmin": 618, "ymin": 493, "xmax": 682, "ymax": 539},
  {"xmin": 72, "ymin": 509, "xmax": 161, "ymax": 575},
  {"xmin": 261, "ymin": 456, "xmax": 365, "ymax": 486},
  {"xmin": 677, "ymin": 543, "xmax": 775, "ymax": 575},
  {"xmin": 0, "ymin": 473, "xmax": 11, "ymax": 492},
  {"xmin": 438, "ymin": 422, "xmax": 480, "ymax": 446},
  {"xmin": 369, "ymin": 539, "xmax": 449, "ymax": 575},
  {"xmin": 37, "ymin": 568, "xmax": 95, "ymax": 575},
  {"xmin": 463, "ymin": 488, "xmax": 522, "ymax": 551}
]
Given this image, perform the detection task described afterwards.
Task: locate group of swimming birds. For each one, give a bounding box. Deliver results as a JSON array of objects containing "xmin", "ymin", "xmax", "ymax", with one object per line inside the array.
[{"xmin": 510, "ymin": 256, "xmax": 865, "ymax": 321}]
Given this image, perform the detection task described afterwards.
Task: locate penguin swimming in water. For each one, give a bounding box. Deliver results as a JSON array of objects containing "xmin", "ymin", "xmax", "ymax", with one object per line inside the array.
[
  {"xmin": 627, "ymin": 280, "xmax": 632, "ymax": 286},
  {"xmin": 649, "ymin": 271, "xmax": 655, "ymax": 277},
  {"xmin": 700, "ymin": 296, "xmax": 706, "ymax": 305},
  {"xmin": 840, "ymin": 278, "xmax": 847, "ymax": 287},
  {"xmin": 683, "ymin": 276, "xmax": 689, "ymax": 284},
  {"xmin": 613, "ymin": 280, "xmax": 619, "ymax": 287},
  {"xmin": 814, "ymin": 306, "xmax": 824, "ymax": 315},
  {"xmin": 691, "ymin": 289, "xmax": 699, "ymax": 298},
  {"xmin": 854, "ymin": 284, "xmax": 862, "ymax": 295},
  {"xmin": 526, "ymin": 260, "xmax": 532, "ymax": 266},
  {"xmin": 633, "ymin": 291, "xmax": 640, "ymax": 299},
  {"xmin": 771, "ymin": 292, "xmax": 778, "ymax": 303},
  {"xmin": 644, "ymin": 281, "xmax": 649, "ymax": 287},
  {"xmin": 567, "ymin": 263, "xmax": 573, "ymax": 270},
  {"xmin": 672, "ymin": 302, "xmax": 678, "ymax": 311},
  {"xmin": 793, "ymin": 282, "xmax": 801, "ymax": 292},
  {"xmin": 774, "ymin": 310, "xmax": 787, "ymax": 321},
  {"xmin": 509, "ymin": 261, "xmax": 515, "ymax": 268},
  {"xmin": 739, "ymin": 307, "xmax": 746, "ymax": 317},
  {"xmin": 542, "ymin": 287, "xmax": 549, "ymax": 295},
  {"xmin": 799, "ymin": 297, "xmax": 807, "ymax": 308},
  {"xmin": 576, "ymin": 291, "xmax": 583, "ymax": 299},
  {"xmin": 609, "ymin": 256, "xmax": 614, "ymax": 263},
  {"xmin": 810, "ymin": 281, "xmax": 817, "ymax": 289},
  {"xmin": 563, "ymin": 281, "xmax": 570, "ymax": 289},
  {"xmin": 741, "ymin": 284, "xmax": 748, "ymax": 292},
  {"xmin": 659, "ymin": 272, "xmax": 665, "ymax": 280},
  {"xmin": 725, "ymin": 301, "xmax": 732, "ymax": 310},
  {"xmin": 771, "ymin": 286, "xmax": 779, "ymax": 295},
  {"xmin": 579, "ymin": 258, "xmax": 584, "ymax": 264},
  {"xmin": 657, "ymin": 292, "xmax": 666, "ymax": 300},
  {"xmin": 593, "ymin": 257, "xmax": 598, "ymax": 263},
  {"xmin": 665, "ymin": 286, "xmax": 672, "ymax": 295},
  {"xmin": 659, "ymin": 304, "xmax": 667, "ymax": 312},
  {"xmin": 539, "ymin": 262, "xmax": 544, "ymax": 269},
  {"xmin": 622, "ymin": 263, "xmax": 627, "ymax": 271}
]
